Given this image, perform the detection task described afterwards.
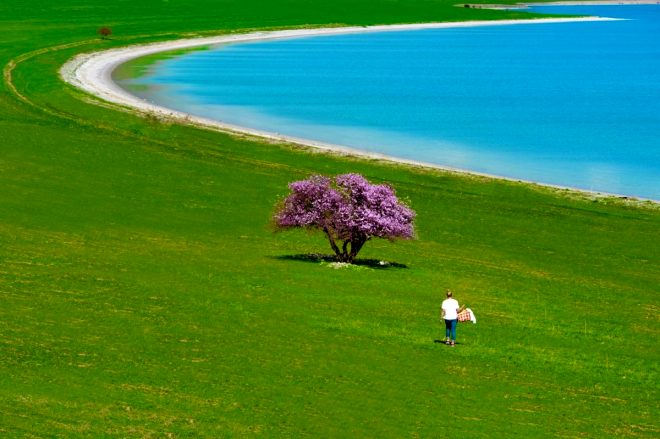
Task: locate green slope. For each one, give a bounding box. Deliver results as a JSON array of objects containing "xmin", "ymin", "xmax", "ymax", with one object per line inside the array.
[{"xmin": 1, "ymin": 0, "xmax": 658, "ymax": 437}]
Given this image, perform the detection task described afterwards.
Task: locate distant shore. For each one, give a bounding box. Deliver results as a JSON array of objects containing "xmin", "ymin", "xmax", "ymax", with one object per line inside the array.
[
  {"xmin": 62, "ymin": 16, "xmax": 657, "ymax": 203},
  {"xmin": 466, "ymin": 0, "xmax": 659, "ymax": 9},
  {"xmin": 525, "ymin": 0, "xmax": 659, "ymax": 5}
]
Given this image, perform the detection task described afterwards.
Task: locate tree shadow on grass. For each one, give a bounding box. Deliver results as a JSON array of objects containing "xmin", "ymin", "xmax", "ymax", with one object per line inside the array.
[{"xmin": 272, "ymin": 254, "xmax": 408, "ymax": 269}]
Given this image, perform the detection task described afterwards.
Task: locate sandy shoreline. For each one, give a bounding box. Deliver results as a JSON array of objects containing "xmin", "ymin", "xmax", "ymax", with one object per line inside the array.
[
  {"xmin": 524, "ymin": 1, "xmax": 659, "ymax": 5},
  {"xmin": 471, "ymin": 1, "xmax": 659, "ymax": 9},
  {"xmin": 61, "ymin": 16, "xmax": 656, "ymax": 202}
]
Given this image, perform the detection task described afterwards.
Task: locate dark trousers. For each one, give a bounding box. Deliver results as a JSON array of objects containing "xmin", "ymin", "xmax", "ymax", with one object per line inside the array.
[{"xmin": 444, "ymin": 319, "xmax": 457, "ymax": 341}]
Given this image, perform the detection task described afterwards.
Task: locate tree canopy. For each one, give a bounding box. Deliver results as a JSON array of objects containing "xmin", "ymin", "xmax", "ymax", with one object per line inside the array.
[
  {"xmin": 274, "ymin": 173, "xmax": 416, "ymax": 263},
  {"xmin": 98, "ymin": 26, "xmax": 112, "ymax": 38}
]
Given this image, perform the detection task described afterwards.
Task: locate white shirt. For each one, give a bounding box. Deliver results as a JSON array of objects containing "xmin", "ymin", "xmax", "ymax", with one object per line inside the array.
[{"xmin": 442, "ymin": 298, "xmax": 459, "ymax": 320}]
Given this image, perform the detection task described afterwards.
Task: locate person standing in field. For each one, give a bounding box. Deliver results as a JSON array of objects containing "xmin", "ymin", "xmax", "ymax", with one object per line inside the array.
[{"xmin": 441, "ymin": 290, "xmax": 460, "ymax": 346}]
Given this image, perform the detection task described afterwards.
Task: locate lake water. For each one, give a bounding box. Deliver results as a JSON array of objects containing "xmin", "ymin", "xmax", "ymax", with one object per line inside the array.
[{"xmin": 118, "ymin": 5, "xmax": 660, "ymax": 200}]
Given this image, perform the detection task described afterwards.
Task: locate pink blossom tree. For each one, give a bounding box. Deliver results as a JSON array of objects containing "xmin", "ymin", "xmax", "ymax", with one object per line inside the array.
[{"xmin": 273, "ymin": 173, "xmax": 416, "ymax": 263}]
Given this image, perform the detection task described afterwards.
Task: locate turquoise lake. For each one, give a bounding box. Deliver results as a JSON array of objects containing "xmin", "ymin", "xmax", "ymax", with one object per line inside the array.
[{"xmin": 118, "ymin": 5, "xmax": 660, "ymax": 200}]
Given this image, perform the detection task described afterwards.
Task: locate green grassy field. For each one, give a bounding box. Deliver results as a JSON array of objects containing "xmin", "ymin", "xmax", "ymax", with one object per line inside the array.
[{"xmin": 1, "ymin": 0, "xmax": 659, "ymax": 436}]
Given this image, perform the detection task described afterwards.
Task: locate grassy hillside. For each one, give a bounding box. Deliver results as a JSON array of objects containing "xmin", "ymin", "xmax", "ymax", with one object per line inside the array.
[{"xmin": 1, "ymin": 0, "xmax": 658, "ymax": 436}]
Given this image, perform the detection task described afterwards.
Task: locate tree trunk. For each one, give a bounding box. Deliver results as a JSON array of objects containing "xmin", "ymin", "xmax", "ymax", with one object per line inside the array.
[
  {"xmin": 342, "ymin": 240, "xmax": 351, "ymax": 262},
  {"xmin": 323, "ymin": 227, "xmax": 342, "ymax": 260},
  {"xmin": 348, "ymin": 236, "xmax": 366, "ymax": 262}
]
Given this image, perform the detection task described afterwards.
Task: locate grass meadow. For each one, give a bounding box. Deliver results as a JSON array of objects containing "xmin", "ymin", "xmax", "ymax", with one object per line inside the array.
[{"xmin": 1, "ymin": 0, "xmax": 658, "ymax": 436}]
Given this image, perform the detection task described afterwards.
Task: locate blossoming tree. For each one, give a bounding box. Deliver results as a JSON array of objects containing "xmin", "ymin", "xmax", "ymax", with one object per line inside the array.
[{"xmin": 273, "ymin": 173, "xmax": 416, "ymax": 263}]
